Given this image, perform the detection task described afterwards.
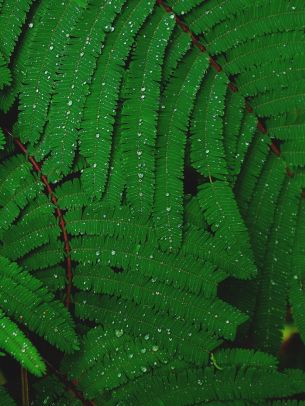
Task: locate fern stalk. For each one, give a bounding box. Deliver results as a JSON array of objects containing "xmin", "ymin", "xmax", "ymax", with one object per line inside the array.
[
  {"xmin": 4, "ymin": 130, "xmax": 73, "ymax": 309},
  {"xmin": 21, "ymin": 367, "xmax": 29, "ymax": 406}
]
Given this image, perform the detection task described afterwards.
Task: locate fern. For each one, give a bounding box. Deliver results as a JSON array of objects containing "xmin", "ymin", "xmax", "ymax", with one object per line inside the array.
[{"xmin": 1, "ymin": 0, "xmax": 305, "ymax": 404}]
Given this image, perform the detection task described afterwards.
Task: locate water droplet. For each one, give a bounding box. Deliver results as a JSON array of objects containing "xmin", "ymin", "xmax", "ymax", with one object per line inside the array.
[{"xmin": 115, "ymin": 329, "xmax": 124, "ymax": 338}]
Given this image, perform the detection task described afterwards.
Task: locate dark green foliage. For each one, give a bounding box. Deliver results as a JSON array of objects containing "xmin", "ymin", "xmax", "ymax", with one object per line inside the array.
[{"xmin": 1, "ymin": 0, "xmax": 305, "ymax": 404}]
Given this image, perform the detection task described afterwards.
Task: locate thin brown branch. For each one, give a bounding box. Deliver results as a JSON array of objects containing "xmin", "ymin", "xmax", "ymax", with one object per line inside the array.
[
  {"xmin": 21, "ymin": 367, "xmax": 29, "ymax": 406},
  {"xmin": 4, "ymin": 130, "xmax": 73, "ymax": 309}
]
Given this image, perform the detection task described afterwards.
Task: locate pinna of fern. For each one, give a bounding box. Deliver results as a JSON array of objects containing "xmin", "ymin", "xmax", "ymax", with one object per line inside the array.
[{"xmin": 1, "ymin": 0, "xmax": 305, "ymax": 404}]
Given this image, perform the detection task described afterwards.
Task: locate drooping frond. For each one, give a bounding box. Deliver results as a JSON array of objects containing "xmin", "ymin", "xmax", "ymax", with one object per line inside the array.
[
  {"xmin": 197, "ymin": 181, "xmax": 254, "ymax": 273},
  {"xmin": 0, "ymin": 0, "xmax": 34, "ymax": 60},
  {"xmin": 154, "ymin": 49, "xmax": 209, "ymax": 251},
  {"xmin": 40, "ymin": 0, "xmax": 127, "ymax": 180},
  {"xmin": 79, "ymin": 0, "xmax": 154, "ymax": 197},
  {"xmin": 15, "ymin": 0, "xmax": 86, "ymax": 147},
  {"xmin": 120, "ymin": 8, "xmax": 175, "ymax": 215},
  {"xmin": 0, "ymin": 308, "xmax": 45, "ymax": 376},
  {"xmin": 0, "ymin": 256, "xmax": 79, "ymax": 353},
  {"xmin": 190, "ymin": 69, "xmax": 228, "ymax": 180},
  {"xmin": 0, "ymin": 155, "xmax": 42, "ymax": 232},
  {"xmin": 251, "ymin": 177, "xmax": 300, "ymax": 353}
]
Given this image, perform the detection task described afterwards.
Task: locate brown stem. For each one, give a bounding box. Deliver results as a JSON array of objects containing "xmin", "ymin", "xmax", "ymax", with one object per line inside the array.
[
  {"xmin": 4, "ymin": 130, "xmax": 73, "ymax": 309},
  {"xmin": 21, "ymin": 367, "xmax": 29, "ymax": 406}
]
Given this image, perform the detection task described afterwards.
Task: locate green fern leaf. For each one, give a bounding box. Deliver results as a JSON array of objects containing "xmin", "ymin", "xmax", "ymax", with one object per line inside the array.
[
  {"xmin": 154, "ymin": 49, "xmax": 209, "ymax": 251},
  {"xmin": 120, "ymin": 8, "xmax": 175, "ymax": 214},
  {"xmin": 79, "ymin": 0, "xmax": 154, "ymax": 197},
  {"xmin": 0, "ymin": 256, "xmax": 79, "ymax": 353},
  {"xmin": 0, "ymin": 308, "xmax": 45, "ymax": 376}
]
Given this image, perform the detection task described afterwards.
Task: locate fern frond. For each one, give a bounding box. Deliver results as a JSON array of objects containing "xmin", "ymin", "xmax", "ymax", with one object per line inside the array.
[
  {"xmin": 120, "ymin": 8, "xmax": 175, "ymax": 215},
  {"xmin": 1, "ymin": 214, "xmax": 59, "ymax": 260},
  {"xmin": 79, "ymin": 0, "xmax": 154, "ymax": 198},
  {"xmin": 235, "ymin": 134, "xmax": 271, "ymax": 214},
  {"xmin": 162, "ymin": 26, "xmax": 192, "ymax": 84},
  {"xmin": 75, "ymin": 292, "xmax": 221, "ymax": 366},
  {"xmin": 63, "ymin": 326, "xmax": 170, "ymax": 399},
  {"xmin": 154, "ymin": 49, "xmax": 209, "ymax": 251},
  {"xmin": 65, "ymin": 204, "xmax": 157, "ymax": 245},
  {"xmin": 15, "ymin": 0, "xmax": 86, "ymax": 147},
  {"xmin": 71, "ymin": 247, "xmax": 247, "ymax": 340},
  {"xmin": 0, "ymin": 0, "xmax": 53, "ymax": 112},
  {"xmin": 111, "ymin": 364, "xmax": 305, "ymax": 405},
  {"xmin": 244, "ymin": 155, "xmax": 287, "ymax": 269},
  {"xmin": 252, "ymin": 178, "xmax": 300, "ymax": 353},
  {"xmin": 222, "ymin": 90, "xmax": 245, "ymax": 179},
  {"xmin": 0, "ymin": 51, "xmax": 10, "ymax": 90},
  {"xmin": 190, "ymin": 69, "xmax": 228, "ymax": 180},
  {"xmin": 288, "ymin": 191, "xmax": 305, "ymax": 343},
  {"xmin": 197, "ymin": 181, "xmax": 254, "ymax": 268},
  {"xmin": 0, "ymin": 155, "xmax": 42, "ymax": 232},
  {"xmin": 20, "ymin": 236, "xmax": 63, "ymax": 271},
  {"xmin": 0, "ymin": 0, "xmax": 34, "ymax": 60},
  {"xmin": 205, "ymin": 1, "xmax": 305, "ymax": 56},
  {"xmin": 55, "ymin": 179, "xmax": 89, "ymax": 209},
  {"xmin": 0, "ymin": 307, "xmax": 45, "ymax": 376},
  {"xmin": 0, "ymin": 256, "xmax": 79, "ymax": 353},
  {"xmin": 40, "ymin": 0, "xmax": 126, "ymax": 181},
  {"xmin": 182, "ymin": 0, "xmax": 261, "ymax": 35},
  {"xmin": 252, "ymin": 82, "xmax": 305, "ymax": 119},
  {"xmin": 233, "ymin": 116, "xmax": 258, "ymax": 180},
  {"xmin": 223, "ymin": 31, "xmax": 305, "ymax": 75},
  {"xmin": 182, "ymin": 225, "xmax": 256, "ymax": 279},
  {"xmin": 213, "ymin": 348, "xmax": 278, "ymax": 369},
  {"xmin": 71, "ymin": 233, "xmax": 224, "ymax": 298},
  {"xmin": 33, "ymin": 266, "xmax": 65, "ymax": 293},
  {"xmin": 267, "ymin": 110, "xmax": 305, "ymax": 142}
]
